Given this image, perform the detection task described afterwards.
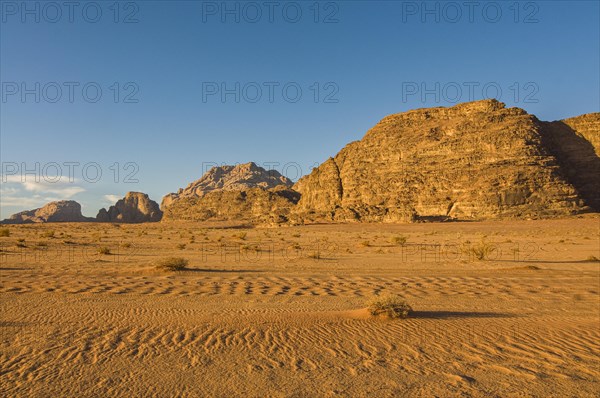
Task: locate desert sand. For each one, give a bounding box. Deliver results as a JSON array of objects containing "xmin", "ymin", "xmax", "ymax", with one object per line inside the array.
[{"xmin": 1, "ymin": 217, "xmax": 599, "ymax": 397}]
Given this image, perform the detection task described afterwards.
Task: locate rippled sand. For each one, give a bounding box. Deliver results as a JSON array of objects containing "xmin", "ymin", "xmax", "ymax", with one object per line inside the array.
[{"xmin": 1, "ymin": 217, "xmax": 599, "ymax": 397}]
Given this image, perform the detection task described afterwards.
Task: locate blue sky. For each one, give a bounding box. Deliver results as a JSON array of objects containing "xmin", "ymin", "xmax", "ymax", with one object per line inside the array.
[{"xmin": 1, "ymin": 0, "xmax": 599, "ymax": 218}]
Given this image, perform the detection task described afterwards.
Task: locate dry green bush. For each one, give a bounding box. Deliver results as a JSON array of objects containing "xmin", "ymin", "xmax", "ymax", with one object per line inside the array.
[
  {"xmin": 390, "ymin": 235, "xmax": 408, "ymax": 246},
  {"xmin": 367, "ymin": 295, "xmax": 412, "ymax": 319},
  {"xmin": 0, "ymin": 228, "xmax": 10, "ymax": 237},
  {"xmin": 463, "ymin": 239, "xmax": 495, "ymax": 260},
  {"xmin": 155, "ymin": 257, "xmax": 189, "ymax": 271},
  {"xmin": 97, "ymin": 246, "xmax": 111, "ymax": 255}
]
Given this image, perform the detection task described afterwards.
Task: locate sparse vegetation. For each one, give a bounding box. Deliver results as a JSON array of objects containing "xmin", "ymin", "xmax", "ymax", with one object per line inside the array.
[
  {"xmin": 155, "ymin": 257, "xmax": 189, "ymax": 271},
  {"xmin": 390, "ymin": 235, "xmax": 407, "ymax": 246},
  {"xmin": 360, "ymin": 241, "xmax": 371, "ymax": 247},
  {"xmin": 367, "ymin": 295, "xmax": 412, "ymax": 319},
  {"xmin": 463, "ymin": 239, "xmax": 496, "ymax": 261},
  {"xmin": 0, "ymin": 228, "xmax": 10, "ymax": 237},
  {"xmin": 97, "ymin": 246, "xmax": 111, "ymax": 255},
  {"xmin": 235, "ymin": 232, "xmax": 247, "ymax": 240},
  {"xmin": 177, "ymin": 243, "xmax": 187, "ymax": 250},
  {"xmin": 121, "ymin": 242, "xmax": 132, "ymax": 248},
  {"xmin": 41, "ymin": 230, "xmax": 55, "ymax": 238},
  {"xmin": 585, "ymin": 255, "xmax": 599, "ymax": 262},
  {"xmin": 308, "ymin": 251, "xmax": 321, "ymax": 260}
]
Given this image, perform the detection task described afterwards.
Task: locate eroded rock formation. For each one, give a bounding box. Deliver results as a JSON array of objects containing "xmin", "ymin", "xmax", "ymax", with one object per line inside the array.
[
  {"xmin": 96, "ymin": 192, "xmax": 162, "ymax": 223},
  {"xmin": 2, "ymin": 201, "xmax": 94, "ymax": 224}
]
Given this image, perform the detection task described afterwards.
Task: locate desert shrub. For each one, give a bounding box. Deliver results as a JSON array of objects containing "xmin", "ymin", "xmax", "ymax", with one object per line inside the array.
[
  {"xmin": 308, "ymin": 251, "xmax": 321, "ymax": 260},
  {"xmin": 41, "ymin": 230, "xmax": 55, "ymax": 238},
  {"xmin": 367, "ymin": 295, "xmax": 412, "ymax": 319},
  {"xmin": 121, "ymin": 242, "xmax": 132, "ymax": 248},
  {"xmin": 16, "ymin": 242, "xmax": 26, "ymax": 248},
  {"xmin": 37, "ymin": 242, "xmax": 48, "ymax": 247},
  {"xmin": 390, "ymin": 235, "xmax": 407, "ymax": 246},
  {"xmin": 292, "ymin": 233, "xmax": 301, "ymax": 238},
  {"xmin": 0, "ymin": 228, "xmax": 10, "ymax": 237},
  {"xmin": 17, "ymin": 238, "xmax": 25, "ymax": 243},
  {"xmin": 97, "ymin": 246, "xmax": 111, "ymax": 255},
  {"xmin": 360, "ymin": 241, "xmax": 371, "ymax": 247},
  {"xmin": 463, "ymin": 239, "xmax": 495, "ymax": 260},
  {"xmin": 235, "ymin": 232, "xmax": 247, "ymax": 240},
  {"xmin": 155, "ymin": 257, "xmax": 188, "ymax": 271},
  {"xmin": 585, "ymin": 255, "xmax": 599, "ymax": 262},
  {"xmin": 177, "ymin": 243, "xmax": 187, "ymax": 250}
]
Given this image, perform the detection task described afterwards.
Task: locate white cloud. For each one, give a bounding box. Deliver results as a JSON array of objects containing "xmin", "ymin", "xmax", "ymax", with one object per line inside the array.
[
  {"xmin": 0, "ymin": 196, "xmax": 47, "ymax": 208},
  {"xmin": 103, "ymin": 194, "xmax": 121, "ymax": 204},
  {"xmin": 0, "ymin": 178, "xmax": 86, "ymax": 218}
]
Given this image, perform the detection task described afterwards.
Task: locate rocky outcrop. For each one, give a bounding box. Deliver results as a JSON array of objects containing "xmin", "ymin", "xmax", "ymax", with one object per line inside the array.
[
  {"xmin": 161, "ymin": 162, "xmax": 293, "ymax": 209},
  {"xmin": 2, "ymin": 201, "xmax": 94, "ymax": 224},
  {"xmin": 162, "ymin": 186, "xmax": 300, "ymax": 225},
  {"xmin": 293, "ymin": 100, "xmax": 592, "ymax": 222},
  {"xmin": 540, "ymin": 113, "xmax": 600, "ymax": 211},
  {"xmin": 560, "ymin": 113, "xmax": 600, "ymax": 155},
  {"xmin": 96, "ymin": 192, "xmax": 162, "ymax": 223}
]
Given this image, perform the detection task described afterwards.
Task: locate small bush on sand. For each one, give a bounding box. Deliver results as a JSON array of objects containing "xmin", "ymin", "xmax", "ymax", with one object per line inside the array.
[
  {"xmin": 0, "ymin": 228, "xmax": 10, "ymax": 237},
  {"xmin": 463, "ymin": 239, "xmax": 495, "ymax": 261},
  {"xmin": 177, "ymin": 243, "xmax": 186, "ymax": 250},
  {"xmin": 367, "ymin": 295, "xmax": 412, "ymax": 319},
  {"xmin": 97, "ymin": 246, "xmax": 111, "ymax": 255},
  {"xmin": 156, "ymin": 257, "xmax": 188, "ymax": 271},
  {"xmin": 390, "ymin": 235, "xmax": 407, "ymax": 246},
  {"xmin": 585, "ymin": 255, "xmax": 599, "ymax": 262},
  {"xmin": 307, "ymin": 251, "xmax": 321, "ymax": 260},
  {"xmin": 41, "ymin": 230, "xmax": 55, "ymax": 239}
]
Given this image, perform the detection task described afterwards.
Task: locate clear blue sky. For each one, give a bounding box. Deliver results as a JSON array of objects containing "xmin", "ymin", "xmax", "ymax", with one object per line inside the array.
[{"xmin": 1, "ymin": 0, "xmax": 599, "ymax": 218}]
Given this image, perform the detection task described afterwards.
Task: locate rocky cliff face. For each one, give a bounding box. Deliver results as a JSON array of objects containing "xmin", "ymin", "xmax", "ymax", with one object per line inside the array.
[
  {"xmin": 560, "ymin": 113, "xmax": 600, "ymax": 155},
  {"xmin": 540, "ymin": 113, "xmax": 600, "ymax": 211},
  {"xmin": 162, "ymin": 186, "xmax": 300, "ymax": 224},
  {"xmin": 2, "ymin": 201, "xmax": 93, "ymax": 224},
  {"xmin": 96, "ymin": 192, "xmax": 162, "ymax": 223},
  {"xmin": 293, "ymin": 100, "xmax": 594, "ymax": 222},
  {"xmin": 161, "ymin": 162, "xmax": 293, "ymax": 209}
]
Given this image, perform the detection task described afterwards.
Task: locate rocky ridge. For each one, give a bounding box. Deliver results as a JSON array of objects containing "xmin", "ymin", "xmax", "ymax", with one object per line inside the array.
[
  {"xmin": 2, "ymin": 201, "xmax": 94, "ymax": 224},
  {"xmin": 96, "ymin": 192, "xmax": 162, "ymax": 223}
]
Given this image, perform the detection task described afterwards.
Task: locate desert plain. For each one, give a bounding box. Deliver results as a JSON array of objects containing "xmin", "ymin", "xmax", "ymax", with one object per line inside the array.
[{"xmin": 0, "ymin": 216, "xmax": 598, "ymax": 397}]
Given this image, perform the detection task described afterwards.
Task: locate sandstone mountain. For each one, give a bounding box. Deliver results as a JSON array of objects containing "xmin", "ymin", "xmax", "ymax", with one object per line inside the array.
[
  {"xmin": 162, "ymin": 186, "xmax": 300, "ymax": 224},
  {"xmin": 2, "ymin": 201, "xmax": 94, "ymax": 224},
  {"xmin": 97, "ymin": 192, "xmax": 162, "ymax": 223},
  {"xmin": 292, "ymin": 100, "xmax": 598, "ymax": 222},
  {"xmin": 540, "ymin": 113, "xmax": 600, "ymax": 211},
  {"xmin": 161, "ymin": 162, "xmax": 293, "ymax": 210},
  {"xmin": 161, "ymin": 163, "xmax": 298, "ymax": 224}
]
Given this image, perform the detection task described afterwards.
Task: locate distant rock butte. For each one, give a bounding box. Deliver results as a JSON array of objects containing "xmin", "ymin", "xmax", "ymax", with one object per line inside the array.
[
  {"xmin": 96, "ymin": 192, "xmax": 162, "ymax": 223},
  {"xmin": 2, "ymin": 200, "xmax": 94, "ymax": 224},
  {"xmin": 292, "ymin": 100, "xmax": 599, "ymax": 223},
  {"xmin": 161, "ymin": 162, "xmax": 293, "ymax": 209}
]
